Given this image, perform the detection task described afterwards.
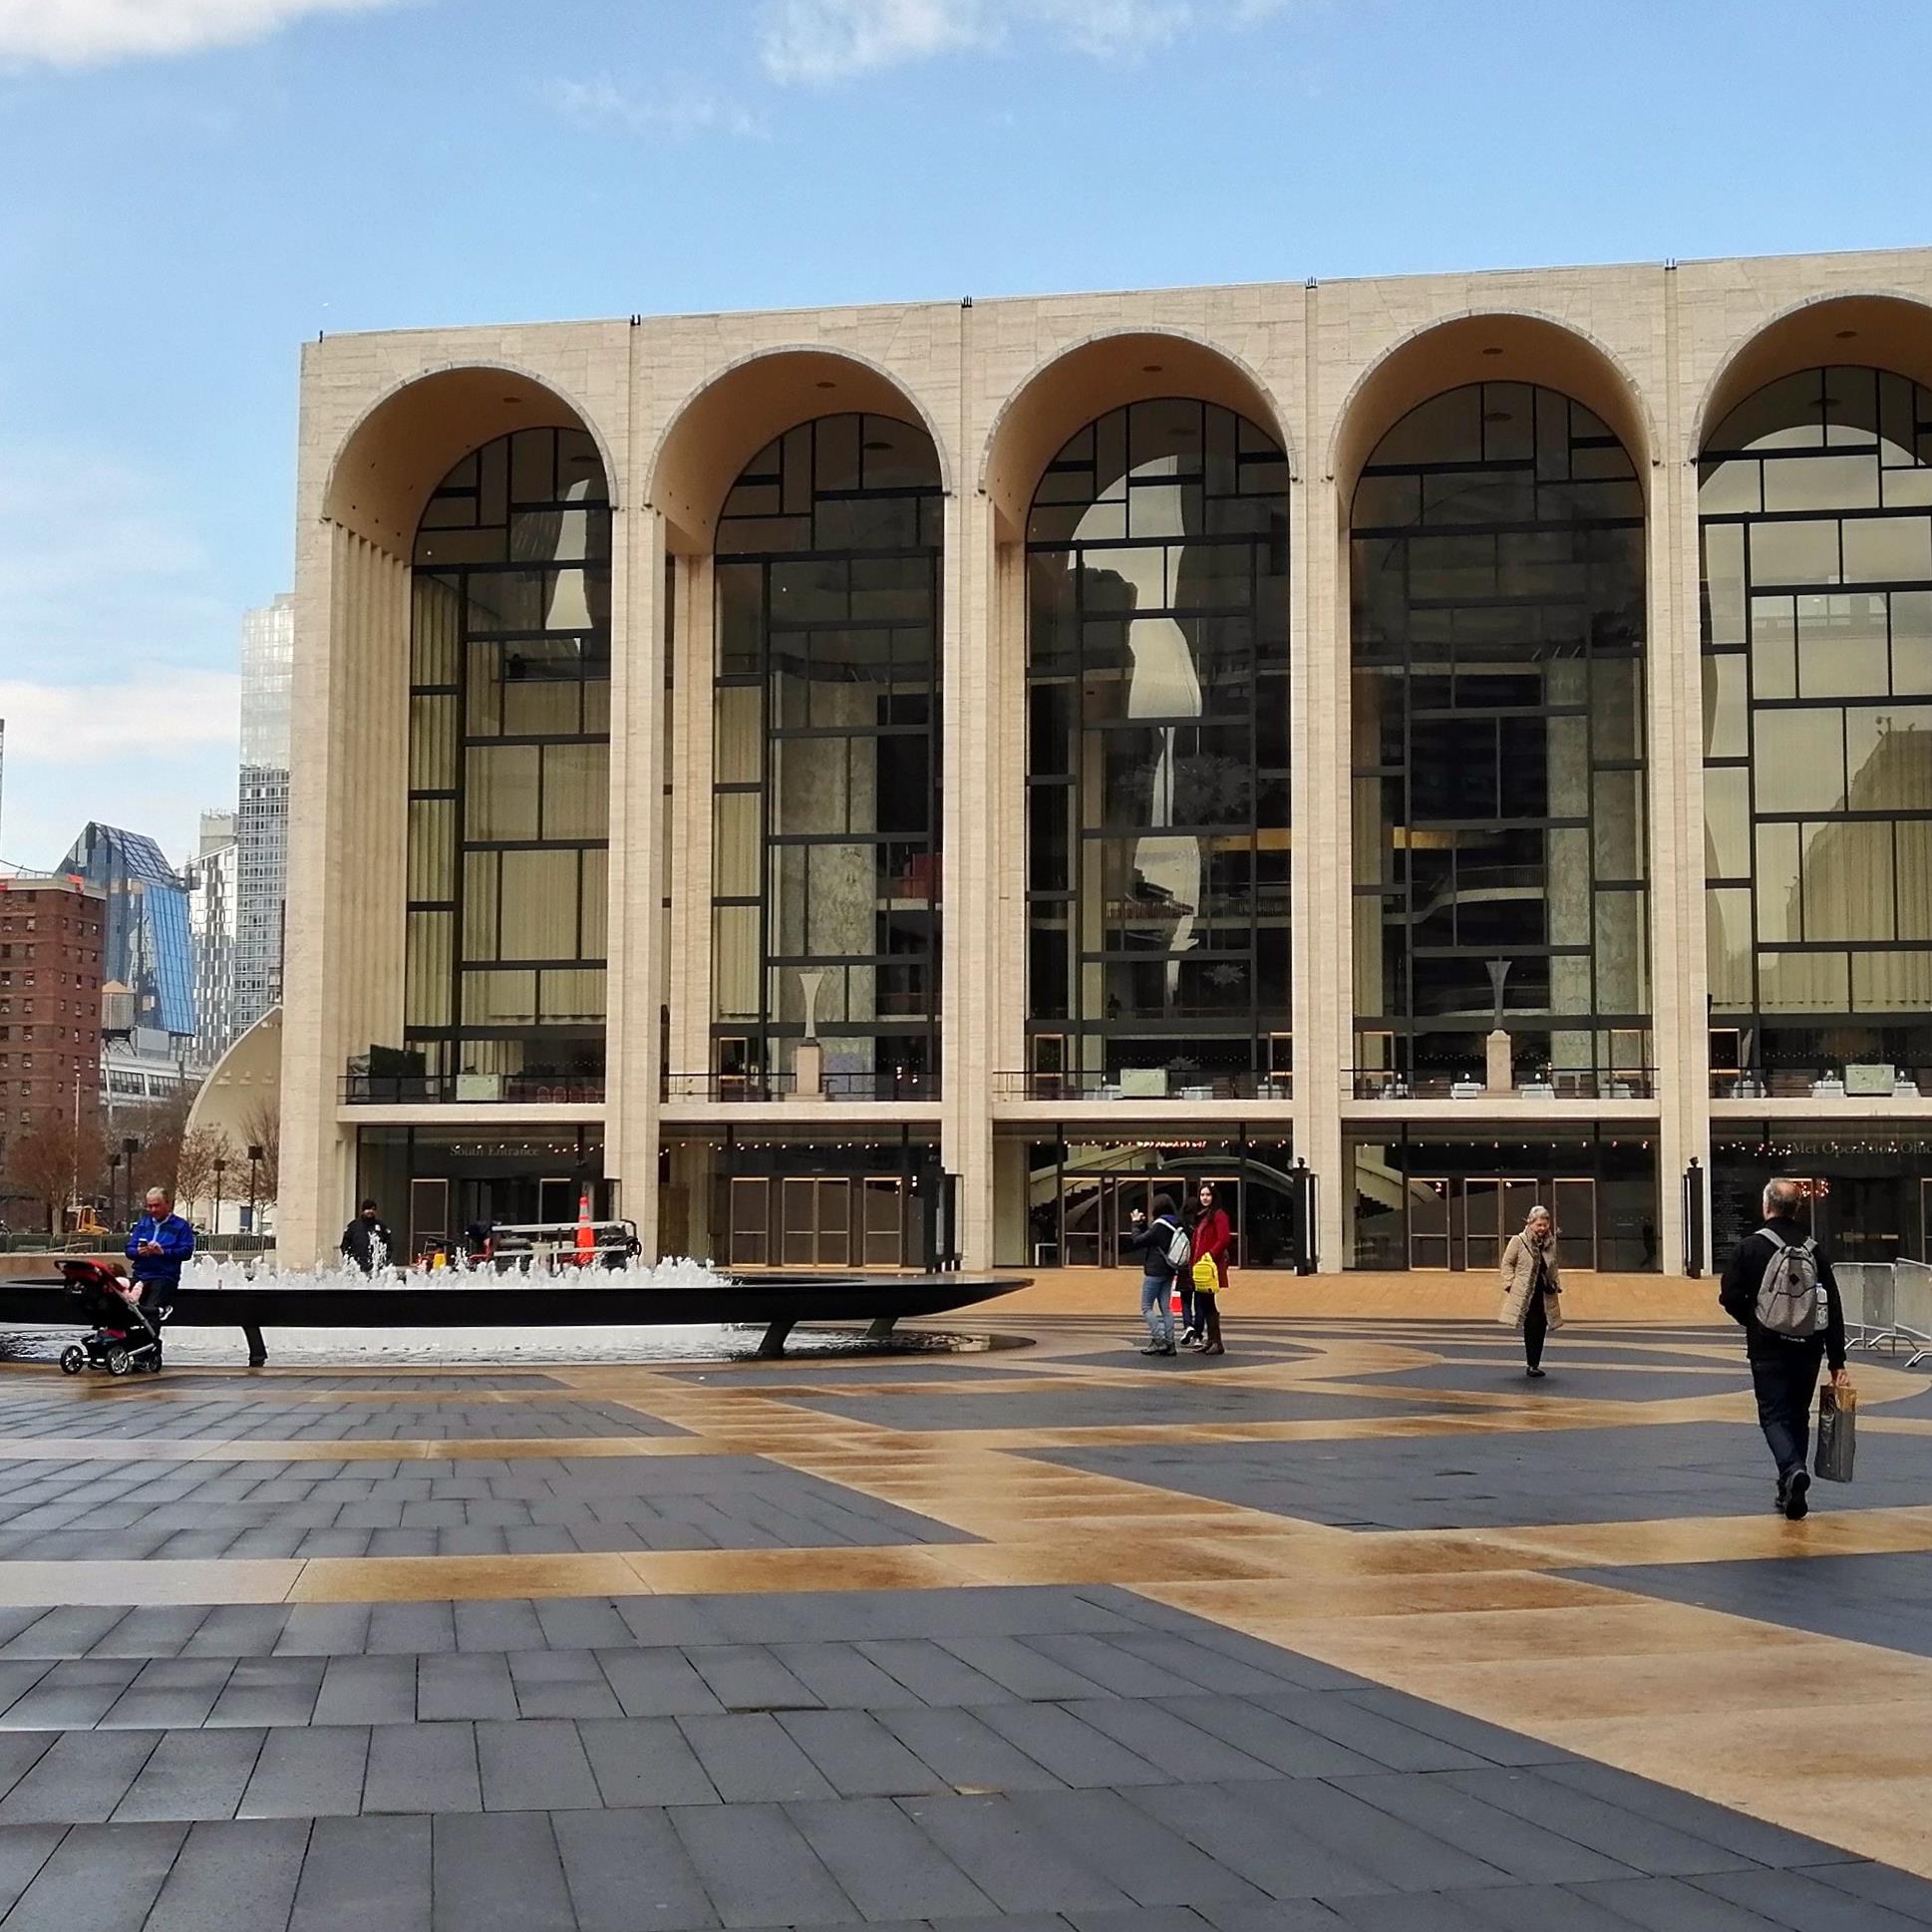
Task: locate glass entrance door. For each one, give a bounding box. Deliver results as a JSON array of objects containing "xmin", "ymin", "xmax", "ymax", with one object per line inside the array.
[
  {"xmin": 1465, "ymin": 1178, "xmax": 1539, "ymax": 1272},
  {"xmin": 1408, "ymin": 1178, "xmax": 1450, "ymax": 1269}
]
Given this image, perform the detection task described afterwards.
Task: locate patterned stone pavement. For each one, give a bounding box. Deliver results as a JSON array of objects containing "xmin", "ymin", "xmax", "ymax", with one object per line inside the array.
[{"xmin": 0, "ymin": 1312, "xmax": 1926, "ymax": 1928}]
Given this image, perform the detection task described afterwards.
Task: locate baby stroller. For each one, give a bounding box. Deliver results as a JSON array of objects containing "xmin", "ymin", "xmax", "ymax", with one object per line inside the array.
[{"xmin": 57, "ymin": 1258, "xmax": 164, "ymax": 1376}]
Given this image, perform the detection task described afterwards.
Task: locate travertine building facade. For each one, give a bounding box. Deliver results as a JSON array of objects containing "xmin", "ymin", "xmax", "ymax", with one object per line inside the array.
[{"xmin": 282, "ymin": 248, "xmax": 1932, "ymax": 1277}]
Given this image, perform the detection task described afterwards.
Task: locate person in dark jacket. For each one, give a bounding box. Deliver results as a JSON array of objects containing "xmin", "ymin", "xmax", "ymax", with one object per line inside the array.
[
  {"xmin": 1720, "ymin": 1177, "xmax": 1852, "ymax": 1519},
  {"xmin": 1122, "ymin": 1193, "xmax": 1185, "ymax": 1357},
  {"xmin": 127, "ymin": 1187, "xmax": 193, "ymax": 1364},
  {"xmin": 340, "ymin": 1199, "xmax": 394, "ymax": 1276}
]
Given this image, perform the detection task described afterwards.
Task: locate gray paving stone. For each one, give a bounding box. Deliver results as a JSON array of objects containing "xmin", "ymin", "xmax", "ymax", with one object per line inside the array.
[
  {"xmin": 1803, "ymin": 1860, "xmax": 1932, "ymax": 1924},
  {"xmin": 364, "ymin": 1720, "xmax": 481, "ymax": 1814},
  {"xmin": 1123, "ymin": 1783, "xmax": 1391, "ymax": 1900},
  {"xmin": 1185, "ymin": 1903, "xmax": 1350, "ymax": 1932},
  {"xmin": 99, "ymin": 1658, "xmax": 236, "ymax": 1731},
  {"xmin": 418, "ymin": 1652, "xmax": 518, "ymax": 1721},
  {"xmin": 0, "ymin": 1729, "xmax": 161, "ymax": 1823},
  {"xmin": 82, "ymin": 1607, "xmax": 210, "ymax": 1660},
  {"xmin": 275, "ymin": 1603, "xmax": 374, "ymax": 1656},
  {"xmin": 291, "ymin": 1813, "xmax": 432, "ymax": 1932},
  {"xmin": 0, "ymin": 1663, "xmax": 54, "ymax": 1720},
  {"xmin": 1575, "ymin": 1873, "xmax": 1835, "ymax": 1930},
  {"xmin": 1315, "ymin": 1889, "xmax": 1507, "ymax": 1930},
  {"xmin": 1339, "ymin": 1689, "xmax": 1575, "ymax": 1769},
  {"xmin": 205, "ymin": 1657, "xmax": 324, "ymax": 1727},
  {"xmin": 237, "ymin": 1724, "xmax": 371, "ymax": 1818},
  {"xmin": 1060, "ymin": 1699, "xmax": 1280, "ymax": 1782},
  {"xmin": 1461, "ymin": 1880, "xmax": 1667, "ymax": 1931},
  {"xmin": 1443, "ymin": 1766, "xmax": 1767, "ymax": 1876},
  {"xmin": 431, "ymin": 1810, "xmax": 575, "ymax": 1932},
  {"xmin": 1025, "ymin": 1787, "xmax": 1271, "ymax": 1907},
  {"xmin": 893, "ymin": 1791, "xmax": 1134, "ymax": 1914},
  {"xmin": 453, "ymin": 1599, "xmax": 549, "ymax": 1652},
  {"xmin": 145, "ymin": 1816, "xmax": 311, "ymax": 1932},
  {"xmin": 314, "ymin": 1654, "xmax": 418, "ymax": 1726},
  {"xmin": 974, "ymin": 1702, "xmax": 1171, "ymax": 1786},
  {"xmin": 366, "ymin": 1602, "xmax": 457, "ymax": 1655},
  {"xmin": 553, "ymin": 1806, "xmax": 721, "ymax": 1932},
  {"xmin": 770, "ymin": 1642, "xmax": 929, "ymax": 1710},
  {"xmin": 935, "ymin": 1636, "xmax": 1116, "ymax": 1701},
  {"xmin": 577, "ymin": 1716, "xmax": 720, "ymax": 1807},
  {"xmin": 183, "ymin": 1605, "xmax": 292, "ymax": 1658},
  {"xmin": 0, "ymin": 1823, "xmax": 62, "ymax": 1917},
  {"xmin": 677, "ymin": 1712, "xmax": 841, "ymax": 1801},
  {"xmin": 0, "ymin": 1735, "xmax": 55, "ymax": 1806},
  {"xmin": 112, "ymin": 1726, "xmax": 265, "ymax": 1821},
  {"xmin": 1536, "ymin": 1759, "xmax": 1858, "ymax": 1866},
  {"xmin": 785, "ymin": 1793, "xmax": 998, "ymax": 1920},
  {"xmin": 476, "ymin": 1716, "xmax": 602, "ymax": 1811},
  {"xmin": 596, "ymin": 1648, "xmax": 725, "ymax": 1717},
  {"xmin": 0, "ymin": 1818, "xmax": 186, "ymax": 1932},
  {"xmin": 0, "ymin": 1607, "xmax": 133, "ymax": 1659},
  {"xmin": 858, "ymin": 1639, "xmax": 1022, "ymax": 1706},
  {"xmin": 1241, "ymin": 1777, "xmax": 1516, "ymax": 1893},
  {"xmin": 688, "ymin": 1644, "xmax": 824, "ymax": 1711},
  {"xmin": 1152, "ymin": 1696, "xmax": 1384, "ymax": 1779},
  {"xmin": 530, "ymin": 1599, "xmax": 635, "ymax": 1649},
  {"xmin": 671, "ymin": 1799, "xmax": 860, "ymax": 1927},
  {"xmin": 1257, "ymin": 1693, "xmax": 1489, "ymax": 1773},
  {"xmin": 878, "ymin": 1704, "xmax": 1068, "ymax": 1792},
  {"xmin": 1692, "ymin": 1865, "xmax": 1928, "ymax": 1930},
  {"xmin": 506, "ymin": 1648, "xmax": 624, "ymax": 1719},
  {"xmin": 778, "ymin": 1708, "xmax": 950, "ymax": 1796}
]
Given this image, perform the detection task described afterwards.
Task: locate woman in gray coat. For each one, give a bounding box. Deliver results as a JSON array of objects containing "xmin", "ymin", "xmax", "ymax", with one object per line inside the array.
[{"xmin": 1497, "ymin": 1203, "xmax": 1562, "ymax": 1378}]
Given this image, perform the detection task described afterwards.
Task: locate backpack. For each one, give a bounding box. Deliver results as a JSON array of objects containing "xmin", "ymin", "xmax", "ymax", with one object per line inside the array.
[
  {"xmin": 1755, "ymin": 1230, "xmax": 1823, "ymax": 1339},
  {"xmin": 1153, "ymin": 1217, "xmax": 1190, "ymax": 1276}
]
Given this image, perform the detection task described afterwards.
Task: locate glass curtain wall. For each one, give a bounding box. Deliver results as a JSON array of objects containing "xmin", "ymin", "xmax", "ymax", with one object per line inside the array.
[
  {"xmin": 1700, "ymin": 366, "xmax": 1932, "ymax": 1089},
  {"xmin": 405, "ymin": 428, "xmax": 612, "ymax": 1096},
  {"xmin": 1025, "ymin": 400, "xmax": 1291, "ymax": 1100},
  {"xmin": 1351, "ymin": 384, "xmax": 1650, "ymax": 1092},
  {"xmin": 711, "ymin": 415, "xmax": 943, "ymax": 1098}
]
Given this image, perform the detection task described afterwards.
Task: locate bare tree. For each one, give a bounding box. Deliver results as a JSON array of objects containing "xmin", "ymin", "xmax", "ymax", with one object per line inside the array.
[
  {"xmin": 240, "ymin": 1095, "xmax": 280, "ymax": 1203},
  {"xmin": 172, "ymin": 1127, "xmax": 219, "ymax": 1224},
  {"xmin": 1, "ymin": 1117, "xmax": 81, "ymax": 1237}
]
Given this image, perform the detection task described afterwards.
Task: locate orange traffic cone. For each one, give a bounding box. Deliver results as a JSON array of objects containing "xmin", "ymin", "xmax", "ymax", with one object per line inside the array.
[{"xmin": 575, "ymin": 1190, "xmax": 596, "ymax": 1267}]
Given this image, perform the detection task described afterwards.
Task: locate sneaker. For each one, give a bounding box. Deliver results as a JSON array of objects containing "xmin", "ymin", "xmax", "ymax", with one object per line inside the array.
[
  {"xmin": 1783, "ymin": 1469, "xmax": 1810, "ymax": 1520},
  {"xmin": 1139, "ymin": 1342, "xmax": 1166, "ymax": 1356},
  {"xmin": 1178, "ymin": 1327, "xmax": 1200, "ymax": 1349}
]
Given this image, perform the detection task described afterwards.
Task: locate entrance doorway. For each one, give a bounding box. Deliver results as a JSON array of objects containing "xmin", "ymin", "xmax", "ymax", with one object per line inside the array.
[
  {"xmin": 727, "ymin": 1175, "xmax": 908, "ymax": 1271},
  {"xmin": 1409, "ymin": 1176, "xmax": 1597, "ymax": 1272}
]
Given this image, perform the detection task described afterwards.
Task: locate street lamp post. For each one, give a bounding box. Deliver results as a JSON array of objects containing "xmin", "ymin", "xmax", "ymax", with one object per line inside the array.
[
  {"xmin": 246, "ymin": 1144, "xmax": 263, "ymax": 1240},
  {"xmin": 120, "ymin": 1137, "xmax": 139, "ymax": 1230},
  {"xmin": 212, "ymin": 1159, "xmax": 226, "ymax": 1239}
]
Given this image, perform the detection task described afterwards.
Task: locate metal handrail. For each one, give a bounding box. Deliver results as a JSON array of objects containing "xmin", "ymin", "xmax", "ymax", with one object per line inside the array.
[
  {"xmin": 1345, "ymin": 1067, "xmax": 1656, "ymax": 1100},
  {"xmin": 992, "ymin": 1071, "xmax": 1293, "ymax": 1102},
  {"xmin": 662, "ymin": 1071, "xmax": 940, "ymax": 1103},
  {"xmin": 339, "ymin": 1074, "xmax": 606, "ymax": 1106}
]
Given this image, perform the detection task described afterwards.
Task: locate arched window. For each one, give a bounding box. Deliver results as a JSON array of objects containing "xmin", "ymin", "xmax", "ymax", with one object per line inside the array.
[
  {"xmin": 710, "ymin": 414, "xmax": 943, "ymax": 1098},
  {"xmin": 1350, "ymin": 383, "xmax": 1649, "ymax": 1091},
  {"xmin": 404, "ymin": 427, "xmax": 611, "ymax": 1097},
  {"xmin": 1701, "ymin": 366, "xmax": 1932, "ymax": 1086},
  {"xmin": 1024, "ymin": 400, "xmax": 1291, "ymax": 1099}
]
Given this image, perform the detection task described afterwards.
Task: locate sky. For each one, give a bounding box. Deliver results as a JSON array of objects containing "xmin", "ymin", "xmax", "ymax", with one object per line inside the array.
[{"xmin": 0, "ymin": 0, "xmax": 1928, "ymax": 870}]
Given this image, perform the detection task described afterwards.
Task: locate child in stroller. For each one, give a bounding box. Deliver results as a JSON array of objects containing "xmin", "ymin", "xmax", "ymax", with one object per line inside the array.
[{"xmin": 57, "ymin": 1258, "xmax": 164, "ymax": 1376}]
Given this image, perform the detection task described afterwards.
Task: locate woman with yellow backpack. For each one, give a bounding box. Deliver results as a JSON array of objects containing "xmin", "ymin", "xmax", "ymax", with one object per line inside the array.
[{"xmin": 1185, "ymin": 1180, "xmax": 1231, "ymax": 1355}]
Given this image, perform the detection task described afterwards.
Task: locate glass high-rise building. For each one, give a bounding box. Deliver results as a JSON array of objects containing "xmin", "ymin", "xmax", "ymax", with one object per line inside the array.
[{"xmin": 237, "ymin": 594, "xmax": 294, "ymax": 1030}]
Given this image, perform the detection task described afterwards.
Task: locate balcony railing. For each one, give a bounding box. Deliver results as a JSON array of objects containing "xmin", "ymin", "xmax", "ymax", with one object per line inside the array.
[
  {"xmin": 1711, "ymin": 1067, "xmax": 1930, "ymax": 1102},
  {"xmin": 994, "ymin": 1072, "xmax": 1292, "ymax": 1103},
  {"xmin": 1346, "ymin": 1068, "xmax": 1656, "ymax": 1101},
  {"xmin": 340, "ymin": 1072, "xmax": 606, "ymax": 1106},
  {"xmin": 662, "ymin": 1071, "xmax": 941, "ymax": 1104}
]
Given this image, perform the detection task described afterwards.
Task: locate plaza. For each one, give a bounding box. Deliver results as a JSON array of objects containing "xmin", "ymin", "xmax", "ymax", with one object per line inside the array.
[
  {"xmin": 0, "ymin": 1306, "xmax": 1926, "ymax": 1927},
  {"xmin": 279, "ymin": 245, "xmax": 1932, "ymax": 1285}
]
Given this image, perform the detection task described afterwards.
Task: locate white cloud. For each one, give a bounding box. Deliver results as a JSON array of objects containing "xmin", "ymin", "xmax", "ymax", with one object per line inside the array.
[
  {"xmin": 0, "ymin": 0, "xmax": 407, "ymax": 69},
  {"xmin": 757, "ymin": 0, "xmax": 1284, "ymax": 81},
  {"xmin": 543, "ymin": 74, "xmax": 769, "ymax": 142},
  {"xmin": 0, "ymin": 671, "xmax": 240, "ymax": 872}
]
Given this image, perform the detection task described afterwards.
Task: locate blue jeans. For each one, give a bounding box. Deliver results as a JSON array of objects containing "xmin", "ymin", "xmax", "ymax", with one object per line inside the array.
[{"xmin": 1139, "ymin": 1274, "xmax": 1173, "ymax": 1347}]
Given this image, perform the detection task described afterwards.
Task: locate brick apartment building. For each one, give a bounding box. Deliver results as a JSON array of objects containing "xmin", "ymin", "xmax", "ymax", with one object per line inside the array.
[{"xmin": 0, "ymin": 874, "xmax": 106, "ymax": 1203}]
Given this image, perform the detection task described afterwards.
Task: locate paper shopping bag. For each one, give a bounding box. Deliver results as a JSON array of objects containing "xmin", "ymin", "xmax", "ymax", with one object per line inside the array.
[{"xmin": 1815, "ymin": 1385, "xmax": 1857, "ymax": 1484}]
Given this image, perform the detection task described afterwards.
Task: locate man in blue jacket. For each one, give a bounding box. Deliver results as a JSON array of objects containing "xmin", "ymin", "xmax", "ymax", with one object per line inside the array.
[{"xmin": 127, "ymin": 1186, "xmax": 193, "ymax": 1363}]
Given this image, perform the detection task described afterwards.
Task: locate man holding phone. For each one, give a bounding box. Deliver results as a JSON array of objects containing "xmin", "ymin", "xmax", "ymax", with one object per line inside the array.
[{"xmin": 126, "ymin": 1186, "xmax": 194, "ymax": 1365}]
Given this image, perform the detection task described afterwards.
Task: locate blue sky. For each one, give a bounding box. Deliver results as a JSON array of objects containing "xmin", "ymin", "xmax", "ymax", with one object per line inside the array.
[{"xmin": 1, "ymin": 0, "xmax": 1928, "ymax": 868}]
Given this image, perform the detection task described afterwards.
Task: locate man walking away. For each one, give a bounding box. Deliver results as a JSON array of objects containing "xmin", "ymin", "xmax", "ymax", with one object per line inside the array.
[
  {"xmin": 340, "ymin": 1199, "xmax": 394, "ymax": 1277},
  {"xmin": 127, "ymin": 1187, "xmax": 193, "ymax": 1367},
  {"xmin": 1123, "ymin": 1194, "xmax": 1188, "ymax": 1357},
  {"xmin": 1721, "ymin": 1177, "xmax": 1852, "ymax": 1519}
]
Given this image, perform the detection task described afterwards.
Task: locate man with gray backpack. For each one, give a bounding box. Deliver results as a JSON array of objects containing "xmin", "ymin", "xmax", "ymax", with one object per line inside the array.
[{"xmin": 1720, "ymin": 1177, "xmax": 1852, "ymax": 1518}]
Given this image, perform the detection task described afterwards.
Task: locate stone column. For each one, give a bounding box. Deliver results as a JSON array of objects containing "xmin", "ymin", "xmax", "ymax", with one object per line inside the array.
[{"xmin": 603, "ymin": 505, "xmax": 665, "ymax": 1255}]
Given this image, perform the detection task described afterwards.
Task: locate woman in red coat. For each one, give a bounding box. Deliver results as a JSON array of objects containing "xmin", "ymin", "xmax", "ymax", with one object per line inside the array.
[{"xmin": 1188, "ymin": 1180, "xmax": 1231, "ymax": 1355}]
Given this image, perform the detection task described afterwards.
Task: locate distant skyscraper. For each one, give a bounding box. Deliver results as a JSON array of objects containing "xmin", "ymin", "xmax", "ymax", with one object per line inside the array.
[
  {"xmin": 60, "ymin": 823, "xmax": 198, "ymax": 1120},
  {"xmin": 237, "ymin": 594, "xmax": 293, "ymax": 1029},
  {"xmin": 188, "ymin": 809, "xmax": 239, "ymax": 1066}
]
